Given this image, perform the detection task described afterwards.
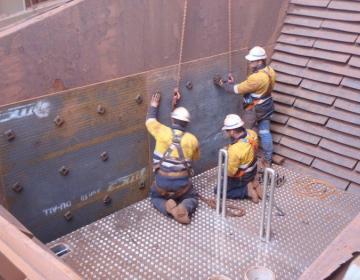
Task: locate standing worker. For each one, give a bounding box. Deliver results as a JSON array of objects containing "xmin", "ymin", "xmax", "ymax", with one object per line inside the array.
[
  {"xmin": 219, "ymin": 114, "xmax": 261, "ymax": 202},
  {"xmin": 146, "ymin": 91, "xmax": 200, "ymax": 224},
  {"xmin": 214, "ymin": 46, "xmax": 276, "ymax": 168}
]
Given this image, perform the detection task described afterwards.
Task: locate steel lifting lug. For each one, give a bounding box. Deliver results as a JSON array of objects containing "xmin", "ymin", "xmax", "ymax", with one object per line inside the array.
[
  {"xmin": 64, "ymin": 211, "xmax": 73, "ymax": 221},
  {"xmin": 12, "ymin": 182, "xmax": 23, "ymax": 193},
  {"xmin": 53, "ymin": 115, "xmax": 65, "ymax": 127},
  {"xmin": 97, "ymin": 104, "xmax": 106, "ymax": 115},
  {"xmin": 59, "ymin": 166, "xmax": 70, "ymax": 176},
  {"xmin": 103, "ymin": 195, "xmax": 112, "ymax": 205},
  {"xmin": 139, "ymin": 181, "xmax": 146, "ymax": 190},
  {"xmin": 135, "ymin": 95, "xmax": 143, "ymax": 104},
  {"xmin": 4, "ymin": 129, "xmax": 16, "ymax": 141},
  {"xmin": 100, "ymin": 151, "xmax": 109, "ymax": 161},
  {"xmin": 186, "ymin": 81, "xmax": 193, "ymax": 90}
]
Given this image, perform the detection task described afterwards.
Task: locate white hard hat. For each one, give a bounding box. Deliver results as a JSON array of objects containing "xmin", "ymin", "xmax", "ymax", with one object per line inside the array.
[
  {"xmin": 222, "ymin": 114, "xmax": 244, "ymax": 130},
  {"xmin": 245, "ymin": 46, "xmax": 267, "ymax": 61},
  {"xmin": 171, "ymin": 107, "xmax": 191, "ymax": 122}
]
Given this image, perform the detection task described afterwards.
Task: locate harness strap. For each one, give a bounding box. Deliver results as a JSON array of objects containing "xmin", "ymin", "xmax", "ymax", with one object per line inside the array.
[
  {"xmin": 261, "ymin": 67, "xmax": 274, "ymax": 99},
  {"xmin": 231, "ymin": 136, "xmax": 257, "ymax": 178},
  {"xmin": 155, "ymin": 182, "xmax": 191, "ymax": 198},
  {"xmin": 245, "ymin": 67, "xmax": 274, "ymax": 111},
  {"xmin": 157, "ymin": 130, "xmax": 193, "ymax": 176}
]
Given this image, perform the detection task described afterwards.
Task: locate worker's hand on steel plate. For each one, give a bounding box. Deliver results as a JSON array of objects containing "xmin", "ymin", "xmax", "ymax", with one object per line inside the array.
[
  {"xmin": 172, "ymin": 88, "xmax": 181, "ymax": 110},
  {"xmin": 227, "ymin": 73, "xmax": 234, "ymax": 84},
  {"xmin": 213, "ymin": 74, "xmax": 224, "ymax": 87},
  {"xmin": 150, "ymin": 91, "xmax": 161, "ymax": 107}
]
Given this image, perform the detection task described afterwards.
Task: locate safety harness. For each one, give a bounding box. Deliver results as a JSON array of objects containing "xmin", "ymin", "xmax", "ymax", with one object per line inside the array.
[
  {"xmin": 231, "ymin": 135, "xmax": 258, "ymax": 178},
  {"xmin": 156, "ymin": 129, "xmax": 193, "ymax": 177},
  {"xmin": 154, "ymin": 129, "xmax": 193, "ymax": 198},
  {"xmin": 244, "ymin": 67, "xmax": 274, "ymax": 111}
]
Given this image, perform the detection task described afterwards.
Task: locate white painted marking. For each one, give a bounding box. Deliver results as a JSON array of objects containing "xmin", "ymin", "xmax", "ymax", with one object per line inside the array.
[
  {"xmin": 80, "ymin": 189, "xmax": 100, "ymax": 202},
  {"xmin": 107, "ymin": 167, "xmax": 147, "ymax": 192},
  {"xmin": 0, "ymin": 100, "xmax": 51, "ymax": 123},
  {"xmin": 42, "ymin": 201, "xmax": 71, "ymax": 216}
]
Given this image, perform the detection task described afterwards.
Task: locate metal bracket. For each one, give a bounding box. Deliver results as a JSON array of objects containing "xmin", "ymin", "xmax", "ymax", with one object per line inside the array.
[
  {"xmin": 139, "ymin": 181, "xmax": 146, "ymax": 190},
  {"xmin": 4, "ymin": 129, "xmax": 16, "ymax": 141},
  {"xmin": 100, "ymin": 151, "xmax": 109, "ymax": 161},
  {"xmin": 186, "ymin": 81, "xmax": 193, "ymax": 90},
  {"xmin": 135, "ymin": 95, "xmax": 143, "ymax": 104},
  {"xmin": 59, "ymin": 166, "xmax": 70, "ymax": 176},
  {"xmin": 11, "ymin": 182, "xmax": 23, "ymax": 193},
  {"xmin": 64, "ymin": 211, "xmax": 73, "ymax": 221},
  {"xmin": 103, "ymin": 195, "xmax": 112, "ymax": 205},
  {"xmin": 53, "ymin": 115, "xmax": 65, "ymax": 127},
  {"xmin": 258, "ymin": 169, "xmax": 285, "ymax": 188},
  {"xmin": 97, "ymin": 104, "xmax": 106, "ymax": 115}
]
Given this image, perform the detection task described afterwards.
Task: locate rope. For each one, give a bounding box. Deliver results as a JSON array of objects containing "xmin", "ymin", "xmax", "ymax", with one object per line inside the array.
[
  {"xmin": 227, "ymin": 0, "xmax": 232, "ymax": 74},
  {"xmin": 176, "ymin": 0, "xmax": 188, "ymax": 89},
  {"xmin": 199, "ymin": 194, "xmax": 246, "ymax": 217},
  {"xmin": 294, "ymin": 178, "xmax": 338, "ymax": 200}
]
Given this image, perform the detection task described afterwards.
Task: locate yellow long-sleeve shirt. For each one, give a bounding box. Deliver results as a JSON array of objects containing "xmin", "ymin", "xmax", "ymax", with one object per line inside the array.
[
  {"xmin": 145, "ymin": 118, "xmax": 200, "ymax": 167},
  {"xmin": 234, "ymin": 66, "xmax": 276, "ymax": 97},
  {"xmin": 227, "ymin": 129, "xmax": 258, "ymax": 177}
]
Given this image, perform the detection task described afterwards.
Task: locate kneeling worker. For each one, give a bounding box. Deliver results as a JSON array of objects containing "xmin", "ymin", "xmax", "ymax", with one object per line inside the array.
[
  {"xmin": 219, "ymin": 114, "xmax": 261, "ymax": 202},
  {"xmin": 145, "ymin": 91, "xmax": 200, "ymax": 224}
]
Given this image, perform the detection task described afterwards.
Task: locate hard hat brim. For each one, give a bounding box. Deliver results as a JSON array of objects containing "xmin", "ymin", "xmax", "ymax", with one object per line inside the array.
[
  {"xmin": 172, "ymin": 116, "xmax": 190, "ymax": 122},
  {"xmin": 222, "ymin": 123, "xmax": 244, "ymax": 130},
  {"xmin": 245, "ymin": 54, "xmax": 267, "ymax": 61}
]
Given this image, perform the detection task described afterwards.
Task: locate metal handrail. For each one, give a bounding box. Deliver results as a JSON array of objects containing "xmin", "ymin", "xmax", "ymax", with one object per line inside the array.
[
  {"xmin": 259, "ymin": 167, "xmax": 276, "ymax": 243},
  {"xmin": 216, "ymin": 148, "xmax": 228, "ymax": 218}
]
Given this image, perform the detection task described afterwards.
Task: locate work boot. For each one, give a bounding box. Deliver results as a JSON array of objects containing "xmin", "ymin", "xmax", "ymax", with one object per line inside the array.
[
  {"xmin": 165, "ymin": 199, "xmax": 177, "ymax": 214},
  {"xmin": 247, "ymin": 181, "xmax": 260, "ymax": 203},
  {"xmin": 253, "ymin": 180, "xmax": 263, "ymax": 199},
  {"xmin": 261, "ymin": 158, "xmax": 272, "ymax": 169},
  {"xmin": 170, "ymin": 203, "xmax": 190, "ymax": 224}
]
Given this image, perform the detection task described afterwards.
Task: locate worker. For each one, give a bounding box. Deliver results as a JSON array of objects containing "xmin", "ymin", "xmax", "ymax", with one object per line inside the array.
[
  {"xmin": 218, "ymin": 114, "xmax": 261, "ymax": 202},
  {"xmin": 145, "ymin": 91, "xmax": 200, "ymax": 224},
  {"xmin": 214, "ymin": 46, "xmax": 276, "ymax": 168}
]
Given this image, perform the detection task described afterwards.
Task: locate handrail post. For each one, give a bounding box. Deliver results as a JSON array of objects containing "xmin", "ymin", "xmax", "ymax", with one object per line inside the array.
[
  {"xmin": 259, "ymin": 167, "xmax": 276, "ymax": 242},
  {"xmin": 216, "ymin": 149, "xmax": 228, "ymax": 218}
]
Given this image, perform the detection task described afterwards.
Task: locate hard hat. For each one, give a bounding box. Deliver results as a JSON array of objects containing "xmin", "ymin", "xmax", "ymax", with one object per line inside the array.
[
  {"xmin": 222, "ymin": 114, "xmax": 244, "ymax": 130},
  {"xmin": 245, "ymin": 46, "xmax": 267, "ymax": 61},
  {"xmin": 171, "ymin": 107, "xmax": 191, "ymax": 122}
]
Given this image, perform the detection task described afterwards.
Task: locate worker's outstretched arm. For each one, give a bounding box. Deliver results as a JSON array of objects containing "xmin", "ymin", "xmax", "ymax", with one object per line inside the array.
[
  {"xmin": 146, "ymin": 92, "xmax": 166, "ymax": 139},
  {"xmin": 213, "ymin": 75, "xmax": 237, "ymax": 94},
  {"xmin": 146, "ymin": 91, "xmax": 161, "ymax": 121},
  {"xmin": 214, "ymin": 73, "xmax": 260, "ymax": 95}
]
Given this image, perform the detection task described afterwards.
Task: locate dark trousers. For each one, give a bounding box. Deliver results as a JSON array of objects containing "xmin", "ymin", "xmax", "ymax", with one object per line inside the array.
[
  {"xmin": 150, "ymin": 182, "xmax": 198, "ymax": 216},
  {"xmin": 214, "ymin": 167, "xmax": 257, "ymax": 199}
]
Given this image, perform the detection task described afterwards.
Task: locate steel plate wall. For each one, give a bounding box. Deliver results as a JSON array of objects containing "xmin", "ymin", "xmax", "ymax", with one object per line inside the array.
[
  {"xmin": 1, "ymin": 52, "xmax": 246, "ymax": 241},
  {"xmin": 0, "ymin": 75, "xmax": 150, "ymax": 241}
]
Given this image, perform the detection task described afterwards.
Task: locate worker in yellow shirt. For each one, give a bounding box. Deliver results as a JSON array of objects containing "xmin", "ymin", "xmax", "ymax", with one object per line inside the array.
[
  {"xmin": 146, "ymin": 91, "xmax": 200, "ymax": 224},
  {"xmin": 217, "ymin": 114, "xmax": 261, "ymax": 202},
  {"xmin": 214, "ymin": 46, "xmax": 276, "ymax": 168}
]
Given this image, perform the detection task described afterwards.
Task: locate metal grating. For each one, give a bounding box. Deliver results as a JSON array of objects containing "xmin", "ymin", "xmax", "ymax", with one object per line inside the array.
[{"xmin": 48, "ymin": 166, "xmax": 360, "ymax": 279}]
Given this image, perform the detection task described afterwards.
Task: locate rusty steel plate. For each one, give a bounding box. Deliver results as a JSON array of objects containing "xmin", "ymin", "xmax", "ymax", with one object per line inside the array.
[
  {"xmin": 0, "ymin": 0, "xmax": 288, "ymax": 106},
  {"xmin": 0, "ymin": 75, "xmax": 151, "ymax": 242},
  {"xmin": 48, "ymin": 165, "xmax": 360, "ymax": 279},
  {"xmin": 0, "ymin": 51, "xmax": 248, "ymax": 242}
]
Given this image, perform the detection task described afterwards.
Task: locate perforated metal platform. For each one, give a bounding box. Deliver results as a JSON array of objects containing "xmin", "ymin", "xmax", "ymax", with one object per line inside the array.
[{"xmin": 48, "ymin": 166, "xmax": 360, "ymax": 280}]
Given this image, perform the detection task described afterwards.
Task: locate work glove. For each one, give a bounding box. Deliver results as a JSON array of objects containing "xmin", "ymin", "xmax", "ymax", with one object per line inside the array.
[
  {"xmin": 172, "ymin": 88, "xmax": 181, "ymax": 111},
  {"xmin": 227, "ymin": 73, "xmax": 234, "ymax": 84},
  {"xmin": 213, "ymin": 74, "xmax": 225, "ymax": 87}
]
